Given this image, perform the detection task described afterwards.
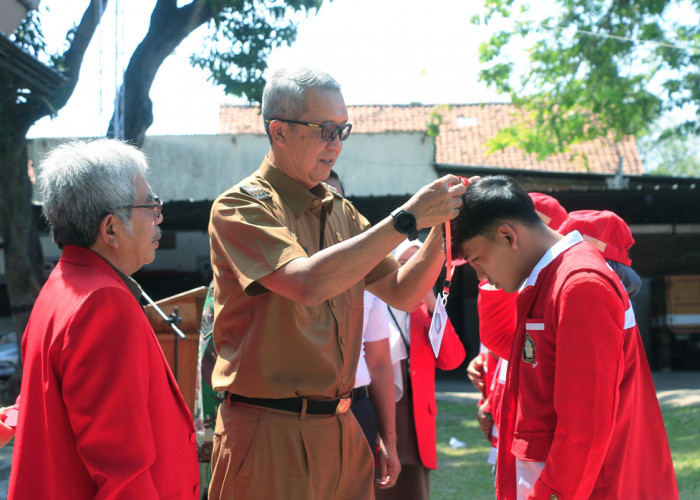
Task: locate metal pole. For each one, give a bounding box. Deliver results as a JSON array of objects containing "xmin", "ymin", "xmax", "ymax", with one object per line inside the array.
[{"xmin": 141, "ymin": 290, "xmax": 186, "ymax": 381}]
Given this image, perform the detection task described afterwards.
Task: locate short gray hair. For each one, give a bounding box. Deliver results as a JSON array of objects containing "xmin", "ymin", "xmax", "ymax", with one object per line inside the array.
[
  {"xmin": 37, "ymin": 139, "xmax": 149, "ymax": 248},
  {"xmin": 261, "ymin": 67, "xmax": 342, "ymax": 141}
]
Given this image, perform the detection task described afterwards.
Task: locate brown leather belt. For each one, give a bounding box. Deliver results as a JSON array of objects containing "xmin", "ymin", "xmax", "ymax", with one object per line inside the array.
[{"xmin": 225, "ymin": 392, "xmax": 354, "ymax": 415}]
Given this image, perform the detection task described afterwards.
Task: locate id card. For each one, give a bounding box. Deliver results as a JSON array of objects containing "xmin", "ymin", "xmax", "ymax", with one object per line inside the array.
[{"xmin": 428, "ymin": 292, "xmax": 449, "ymax": 357}]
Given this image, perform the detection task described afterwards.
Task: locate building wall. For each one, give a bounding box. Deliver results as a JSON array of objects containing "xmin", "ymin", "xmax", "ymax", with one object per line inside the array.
[
  {"xmin": 331, "ymin": 132, "xmax": 437, "ymax": 197},
  {"xmin": 28, "ymin": 131, "xmax": 436, "ymax": 202},
  {"xmin": 143, "ymin": 134, "xmax": 270, "ymax": 201},
  {"xmin": 28, "ymin": 135, "xmax": 272, "ymax": 203}
]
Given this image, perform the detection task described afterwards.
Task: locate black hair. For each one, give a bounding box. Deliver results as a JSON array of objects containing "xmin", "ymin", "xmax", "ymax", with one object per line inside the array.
[{"xmin": 450, "ymin": 175, "xmax": 543, "ymax": 258}]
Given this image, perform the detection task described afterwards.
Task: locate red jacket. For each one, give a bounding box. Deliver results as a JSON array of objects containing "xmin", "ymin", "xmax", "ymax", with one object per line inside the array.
[
  {"xmin": 477, "ymin": 280, "xmax": 518, "ymax": 360},
  {"xmin": 408, "ymin": 302, "xmax": 466, "ymax": 469},
  {"xmin": 9, "ymin": 246, "xmax": 200, "ymax": 500},
  {"xmin": 496, "ymin": 240, "xmax": 677, "ymax": 499}
]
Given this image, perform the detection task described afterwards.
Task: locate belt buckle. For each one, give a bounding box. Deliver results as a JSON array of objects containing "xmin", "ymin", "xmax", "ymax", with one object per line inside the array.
[{"xmin": 335, "ymin": 397, "xmax": 351, "ymax": 415}]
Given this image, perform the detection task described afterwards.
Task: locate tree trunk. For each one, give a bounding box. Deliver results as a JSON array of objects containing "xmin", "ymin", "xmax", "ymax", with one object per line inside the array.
[
  {"xmin": 0, "ymin": 126, "xmax": 44, "ymax": 401},
  {"xmin": 108, "ymin": 0, "xmax": 223, "ymax": 146},
  {"xmin": 0, "ymin": 0, "xmax": 108, "ymax": 402}
]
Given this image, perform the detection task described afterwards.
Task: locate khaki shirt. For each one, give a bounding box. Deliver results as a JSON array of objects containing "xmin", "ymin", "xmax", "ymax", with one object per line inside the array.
[{"xmin": 209, "ymin": 158, "xmax": 399, "ymax": 399}]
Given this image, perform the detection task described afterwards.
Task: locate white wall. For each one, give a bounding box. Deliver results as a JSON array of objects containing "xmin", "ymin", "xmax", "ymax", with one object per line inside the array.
[
  {"xmin": 28, "ymin": 135, "xmax": 271, "ymax": 203},
  {"xmin": 142, "ymin": 134, "xmax": 270, "ymax": 201},
  {"xmin": 28, "ymin": 132, "xmax": 436, "ymax": 202},
  {"xmin": 332, "ymin": 132, "xmax": 436, "ymax": 196}
]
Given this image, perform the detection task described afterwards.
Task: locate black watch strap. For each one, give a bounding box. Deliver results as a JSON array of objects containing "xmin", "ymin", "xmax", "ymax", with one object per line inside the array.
[{"xmin": 391, "ymin": 208, "xmax": 419, "ymax": 241}]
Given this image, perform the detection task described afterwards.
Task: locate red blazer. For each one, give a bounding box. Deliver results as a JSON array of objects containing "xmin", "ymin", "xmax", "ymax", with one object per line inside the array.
[
  {"xmin": 408, "ymin": 303, "xmax": 466, "ymax": 470},
  {"xmin": 497, "ymin": 242, "xmax": 677, "ymax": 499},
  {"xmin": 9, "ymin": 246, "xmax": 200, "ymax": 500}
]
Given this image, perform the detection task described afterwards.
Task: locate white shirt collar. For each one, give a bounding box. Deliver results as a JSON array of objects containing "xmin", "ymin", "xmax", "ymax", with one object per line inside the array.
[{"xmin": 519, "ymin": 230, "xmax": 584, "ymax": 292}]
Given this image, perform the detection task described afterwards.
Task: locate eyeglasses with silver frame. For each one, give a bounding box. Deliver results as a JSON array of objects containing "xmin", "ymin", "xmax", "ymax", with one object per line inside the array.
[{"xmin": 118, "ymin": 196, "xmax": 163, "ymax": 218}]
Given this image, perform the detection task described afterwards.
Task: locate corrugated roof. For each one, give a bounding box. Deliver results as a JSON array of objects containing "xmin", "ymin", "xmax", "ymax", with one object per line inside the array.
[{"xmin": 218, "ymin": 103, "xmax": 642, "ymax": 175}]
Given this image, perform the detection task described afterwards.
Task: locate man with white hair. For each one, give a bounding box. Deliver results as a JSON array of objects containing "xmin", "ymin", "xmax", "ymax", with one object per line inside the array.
[{"xmin": 9, "ymin": 139, "xmax": 199, "ymax": 499}]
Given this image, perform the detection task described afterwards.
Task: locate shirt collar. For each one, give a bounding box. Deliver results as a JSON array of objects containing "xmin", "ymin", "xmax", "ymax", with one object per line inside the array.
[
  {"xmin": 519, "ymin": 230, "xmax": 584, "ymax": 292},
  {"xmin": 260, "ymin": 157, "xmax": 335, "ymax": 217},
  {"xmin": 104, "ymin": 260, "xmax": 143, "ymax": 300}
]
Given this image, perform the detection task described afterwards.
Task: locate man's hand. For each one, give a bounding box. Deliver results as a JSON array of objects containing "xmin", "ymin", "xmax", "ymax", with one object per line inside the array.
[
  {"xmin": 0, "ymin": 407, "xmax": 16, "ymax": 447},
  {"xmin": 403, "ymin": 175, "xmax": 466, "ymax": 229},
  {"xmin": 466, "ymin": 353, "xmax": 486, "ymax": 393},
  {"xmin": 477, "ymin": 403, "xmax": 494, "ymax": 442},
  {"xmin": 375, "ymin": 439, "xmax": 401, "ymax": 489}
]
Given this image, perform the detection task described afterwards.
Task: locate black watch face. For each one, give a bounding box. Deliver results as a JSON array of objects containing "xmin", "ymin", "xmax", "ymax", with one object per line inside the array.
[{"xmin": 395, "ymin": 211, "xmax": 416, "ymax": 234}]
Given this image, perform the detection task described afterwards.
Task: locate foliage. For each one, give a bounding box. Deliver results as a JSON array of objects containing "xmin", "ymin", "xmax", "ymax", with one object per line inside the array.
[
  {"xmin": 10, "ymin": 11, "xmax": 48, "ymax": 58},
  {"xmin": 192, "ymin": 0, "xmax": 324, "ymax": 104},
  {"xmin": 471, "ymin": 0, "xmax": 700, "ymax": 162},
  {"xmin": 427, "ymin": 105, "xmax": 450, "ymax": 138},
  {"xmin": 642, "ymin": 134, "xmax": 700, "ymax": 176}
]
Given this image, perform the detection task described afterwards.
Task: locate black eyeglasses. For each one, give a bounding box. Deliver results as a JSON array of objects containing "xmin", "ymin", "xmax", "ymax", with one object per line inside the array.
[
  {"xmin": 118, "ymin": 196, "xmax": 163, "ymax": 218},
  {"xmin": 266, "ymin": 119, "xmax": 352, "ymax": 142}
]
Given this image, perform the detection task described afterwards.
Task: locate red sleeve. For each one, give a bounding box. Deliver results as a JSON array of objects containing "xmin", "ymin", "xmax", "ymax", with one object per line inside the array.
[
  {"xmin": 530, "ymin": 275, "xmax": 624, "ymax": 499},
  {"xmin": 436, "ymin": 316, "xmax": 466, "ymax": 370},
  {"xmin": 477, "ymin": 283, "xmax": 517, "ymax": 359},
  {"xmin": 61, "ymin": 287, "xmax": 160, "ymax": 499}
]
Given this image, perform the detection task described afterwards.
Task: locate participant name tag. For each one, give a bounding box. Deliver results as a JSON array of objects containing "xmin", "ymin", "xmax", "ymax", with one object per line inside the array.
[{"xmin": 428, "ymin": 293, "xmax": 449, "ymax": 357}]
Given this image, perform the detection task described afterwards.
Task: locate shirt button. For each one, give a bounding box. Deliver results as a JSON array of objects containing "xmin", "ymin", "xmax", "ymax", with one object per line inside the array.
[
  {"xmin": 312, "ymin": 199, "xmax": 320, "ymax": 206},
  {"xmin": 340, "ymin": 336, "xmax": 346, "ymax": 345},
  {"xmin": 330, "ymin": 299, "xmax": 337, "ymax": 307},
  {"xmin": 341, "ymin": 376, "xmax": 347, "ymax": 384}
]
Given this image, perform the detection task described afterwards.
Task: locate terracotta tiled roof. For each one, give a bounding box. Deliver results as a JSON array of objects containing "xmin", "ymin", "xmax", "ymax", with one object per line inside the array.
[{"xmin": 218, "ymin": 103, "xmax": 642, "ymax": 175}]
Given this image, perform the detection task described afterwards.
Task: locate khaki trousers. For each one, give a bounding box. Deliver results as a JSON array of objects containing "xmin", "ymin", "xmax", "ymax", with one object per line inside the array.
[{"xmin": 208, "ymin": 401, "xmax": 375, "ymax": 500}]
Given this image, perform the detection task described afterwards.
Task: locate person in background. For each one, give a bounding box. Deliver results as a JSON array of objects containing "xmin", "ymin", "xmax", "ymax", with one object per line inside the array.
[
  {"xmin": 0, "ymin": 405, "xmax": 16, "ymax": 447},
  {"xmin": 207, "ymin": 67, "xmax": 465, "ymax": 500},
  {"xmin": 193, "ymin": 281, "xmax": 224, "ymax": 500},
  {"xmin": 451, "ymin": 175, "xmax": 677, "ymax": 500},
  {"xmin": 355, "ymin": 290, "xmax": 401, "ymax": 489},
  {"xmin": 326, "ymin": 170, "xmax": 401, "ymax": 490},
  {"xmin": 376, "ymin": 239, "xmax": 466, "ymax": 500},
  {"xmin": 8, "ymin": 139, "xmax": 199, "ymax": 499},
  {"xmin": 558, "ymin": 209, "xmax": 642, "ymax": 298}
]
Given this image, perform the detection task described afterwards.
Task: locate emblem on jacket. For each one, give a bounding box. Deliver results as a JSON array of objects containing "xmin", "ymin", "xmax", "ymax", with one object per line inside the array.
[
  {"xmin": 523, "ymin": 333, "xmax": 537, "ymax": 364},
  {"xmin": 241, "ymin": 185, "xmax": 271, "ymax": 200}
]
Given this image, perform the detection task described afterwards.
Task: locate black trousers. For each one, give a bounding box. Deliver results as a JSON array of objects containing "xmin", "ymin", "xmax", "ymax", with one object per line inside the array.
[{"xmin": 350, "ymin": 390, "xmax": 378, "ymax": 462}]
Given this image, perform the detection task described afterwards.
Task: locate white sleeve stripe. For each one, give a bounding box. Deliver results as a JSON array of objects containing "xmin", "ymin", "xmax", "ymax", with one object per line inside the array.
[{"xmin": 625, "ymin": 305, "xmax": 637, "ymax": 329}]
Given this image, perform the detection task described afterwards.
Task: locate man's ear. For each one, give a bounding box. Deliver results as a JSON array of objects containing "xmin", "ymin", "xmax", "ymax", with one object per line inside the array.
[
  {"xmin": 99, "ymin": 214, "xmax": 119, "ymax": 249},
  {"xmin": 268, "ymin": 120, "xmax": 287, "ymax": 146},
  {"xmin": 497, "ymin": 223, "xmax": 518, "ymax": 249}
]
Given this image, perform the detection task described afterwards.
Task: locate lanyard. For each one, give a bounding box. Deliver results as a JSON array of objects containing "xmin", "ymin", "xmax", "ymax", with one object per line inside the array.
[
  {"xmin": 441, "ymin": 177, "xmax": 469, "ymax": 300},
  {"xmin": 442, "ymin": 220, "xmax": 456, "ymax": 298}
]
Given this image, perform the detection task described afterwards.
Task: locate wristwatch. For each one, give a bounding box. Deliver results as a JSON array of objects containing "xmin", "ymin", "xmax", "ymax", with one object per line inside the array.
[{"xmin": 391, "ymin": 208, "xmax": 419, "ymax": 241}]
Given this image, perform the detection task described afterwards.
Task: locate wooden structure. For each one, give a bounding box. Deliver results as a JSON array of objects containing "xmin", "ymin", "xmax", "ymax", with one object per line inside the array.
[
  {"xmin": 651, "ymin": 275, "xmax": 700, "ymax": 369},
  {"xmin": 144, "ymin": 286, "xmax": 207, "ymax": 414}
]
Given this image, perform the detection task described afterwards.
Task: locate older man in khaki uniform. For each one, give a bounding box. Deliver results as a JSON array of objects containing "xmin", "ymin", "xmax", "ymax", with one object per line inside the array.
[{"xmin": 208, "ymin": 67, "xmax": 465, "ymax": 500}]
